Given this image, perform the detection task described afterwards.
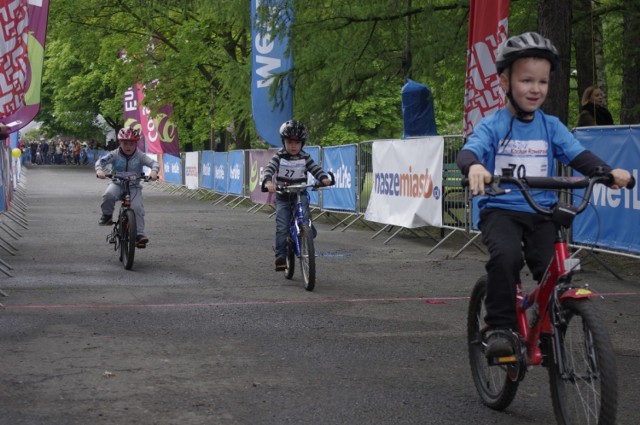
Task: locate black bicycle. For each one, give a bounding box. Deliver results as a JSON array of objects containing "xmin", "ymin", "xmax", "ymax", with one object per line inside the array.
[{"xmin": 105, "ymin": 172, "xmax": 149, "ymax": 270}]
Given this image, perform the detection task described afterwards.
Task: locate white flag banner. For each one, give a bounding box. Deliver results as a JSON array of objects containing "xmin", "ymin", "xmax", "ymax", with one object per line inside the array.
[
  {"xmin": 364, "ymin": 137, "xmax": 444, "ymax": 228},
  {"xmin": 185, "ymin": 152, "xmax": 199, "ymax": 190}
]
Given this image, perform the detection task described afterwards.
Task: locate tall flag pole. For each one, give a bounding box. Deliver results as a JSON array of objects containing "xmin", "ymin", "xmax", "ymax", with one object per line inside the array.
[
  {"xmin": 0, "ymin": 0, "xmax": 50, "ymax": 132},
  {"xmin": 251, "ymin": 0, "xmax": 293, "ymax": 147},
  {"xmin": 463, "ymin": 0, "xmax": 509, "ymax": 138}
]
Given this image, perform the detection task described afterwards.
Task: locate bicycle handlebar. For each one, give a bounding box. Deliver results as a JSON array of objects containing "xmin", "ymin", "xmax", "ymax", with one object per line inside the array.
[
  {"xmin": 104, "ymin": 172, "xmax": 151, "ymax": 183},
  {"xmin": 261, "ymin": 171, "xmax": 335, "ymax": 193},
  {"xmin": 462, "ymin": 168, "xmax": 636, "ymax": 217}
]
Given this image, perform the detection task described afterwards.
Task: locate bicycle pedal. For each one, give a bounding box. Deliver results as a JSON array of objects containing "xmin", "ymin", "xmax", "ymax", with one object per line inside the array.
[{"xmin": 489, "ymin": 355, "xmax": 518, "ymax": 365}]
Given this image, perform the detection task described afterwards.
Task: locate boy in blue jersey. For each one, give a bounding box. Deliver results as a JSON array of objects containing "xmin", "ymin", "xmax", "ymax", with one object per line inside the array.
[
  {"xmin": 95, "ymin": 126, "xmax": 159, "ymax": 248},
  {"xmin": 457, "ymin": 32, "xmax": 631, "ymax": 358},
  {"xmin": 262, "ymin": 120, "xmax": 332, "ymax": 271}
]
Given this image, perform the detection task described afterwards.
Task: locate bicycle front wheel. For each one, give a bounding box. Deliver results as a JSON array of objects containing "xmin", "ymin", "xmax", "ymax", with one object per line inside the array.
[
  {"xmin": 548, "ymin": 298, "xmax": 617, "ymax": 425},
  {"xmin": 284, "ymin": 237, "xmax": 295, "ymax": 280},
  {"xmin": 467, "ymin": 275, "xmax": 519, "ymax": 410},
  {"xmin": 120, "ymin": 209, "xmax": 137, "ymax": 270},
  {"xmin": 298, "ymin": 223, "xmax": 315, "ymax": 291}
]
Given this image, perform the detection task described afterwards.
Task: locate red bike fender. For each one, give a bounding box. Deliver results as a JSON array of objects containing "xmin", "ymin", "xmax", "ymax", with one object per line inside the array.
[{"xmin": 559, "ymin": 288, "xmax": 596, "ymax": 301}]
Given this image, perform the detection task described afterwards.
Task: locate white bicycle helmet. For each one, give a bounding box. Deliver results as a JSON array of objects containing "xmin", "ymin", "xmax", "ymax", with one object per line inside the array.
[{"xmin": 495, "ymin": 31, "xmax": 560, "ymax": 73}]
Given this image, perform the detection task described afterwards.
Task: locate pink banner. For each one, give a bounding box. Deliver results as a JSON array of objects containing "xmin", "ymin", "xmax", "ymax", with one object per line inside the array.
[
  {"xmin": 122, "ymin": 84, "xmax": 180, "ymax": 156},
  {"xmin": 0, "ymin": 0, "xmax": 50, "ymax": 132},
  {"xmin": 248, "ymin": 149, "xmax": 277, "ymax": 205},
  {"xmin": 463, "ymin": 0, "xmax": 509, "ymax": 138}
]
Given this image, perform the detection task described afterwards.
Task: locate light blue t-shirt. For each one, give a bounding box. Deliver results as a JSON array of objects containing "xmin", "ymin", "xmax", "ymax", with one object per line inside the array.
[{"xmin": 462, "ymin": 108, "xmax": 586, "ymax": 213}]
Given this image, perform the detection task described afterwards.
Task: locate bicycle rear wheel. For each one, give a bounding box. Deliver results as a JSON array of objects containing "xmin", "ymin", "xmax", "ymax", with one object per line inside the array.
[
  {"xmin": 298, "ymin": 223, "xmax": 315, "ymax": 291},
  {"xmin": 467, "ymin": 275, "xmax": 519, "ymax": 410},
  {"xmin": 548, "ymin": 298, "xmax": 617, "ymax": 425},
  {"xmin": 120, "ymin": 209, "xmax": 137, "ymax": 270},
  {"xmin": 284, "ymin": 237, "xmax": 295, "ymax": 280}
]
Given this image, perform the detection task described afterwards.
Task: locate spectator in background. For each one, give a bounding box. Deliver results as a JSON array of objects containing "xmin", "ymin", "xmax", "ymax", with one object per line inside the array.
[
  {"xmin": 73, "ymin": 140, "xmax": 81, "ymax": 165},
  {"xmin": 41, "ymin": 140, "xmax": 49, "ymax": 164},
  {"xmin": 30, "ymin": 141, "xmax": 38, "ymax": 164},
  {"xmin": 577, "ymin": 85, "xmax": 614, "ymax": 127}
]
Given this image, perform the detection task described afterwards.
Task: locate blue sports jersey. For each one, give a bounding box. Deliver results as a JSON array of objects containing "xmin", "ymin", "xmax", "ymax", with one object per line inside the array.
[{"xmin": 462, "ymin": 108, "xmax": 586, "ymax": 213}]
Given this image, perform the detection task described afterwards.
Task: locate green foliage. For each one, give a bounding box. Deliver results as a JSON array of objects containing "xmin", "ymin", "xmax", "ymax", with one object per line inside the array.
[{"xmin": 37, "ymin": 0, "xmax": 630, "ymax": 149}]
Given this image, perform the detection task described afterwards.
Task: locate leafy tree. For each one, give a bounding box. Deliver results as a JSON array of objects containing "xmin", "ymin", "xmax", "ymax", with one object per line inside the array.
[
  {"xmin": 37, "ymin": 0, "xmax": 632, "ymax": 151},
  {"xmin": 621, "ymin": 0, "xmax": 640, "ymax": 123}
]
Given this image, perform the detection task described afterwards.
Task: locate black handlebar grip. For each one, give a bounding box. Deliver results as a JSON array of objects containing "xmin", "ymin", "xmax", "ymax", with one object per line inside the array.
[{"xmin": 627, "ymin": 176, "xmax": 636, "ymax": 190}]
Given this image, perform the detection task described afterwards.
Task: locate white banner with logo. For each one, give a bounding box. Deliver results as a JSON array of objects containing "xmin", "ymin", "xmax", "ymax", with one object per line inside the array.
[
  {"xmin": 364, "ymin": 138, "xmax": 444, "ymax": 228},
  {"xmin": 185, "ymin": 152, "xmax": 199, "ymax": 189}
]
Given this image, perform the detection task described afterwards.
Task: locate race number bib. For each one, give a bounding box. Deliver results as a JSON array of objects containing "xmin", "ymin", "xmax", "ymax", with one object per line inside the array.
[
  {"xmin": 496, "ymin": 139, "xmax": 549, "ymax": 178},
  {"xmin": 277, "ymin": 158, "xmax": 306, "ymax": 180}
]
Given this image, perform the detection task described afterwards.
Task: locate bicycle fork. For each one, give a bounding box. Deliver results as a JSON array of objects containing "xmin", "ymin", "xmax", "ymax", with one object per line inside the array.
[{"xmin": 290, "ymin": 202, "xmax": 308, "ymax": 256}]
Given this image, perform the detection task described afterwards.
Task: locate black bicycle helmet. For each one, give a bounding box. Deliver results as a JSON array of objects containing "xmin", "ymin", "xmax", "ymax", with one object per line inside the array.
[
  {"xmin": 279, "ymin": 120, "xmax": 308, "ymax": 145},
  {"xmin": 495, "ymin": 31, "xmax": 560, "ymax": 73}
]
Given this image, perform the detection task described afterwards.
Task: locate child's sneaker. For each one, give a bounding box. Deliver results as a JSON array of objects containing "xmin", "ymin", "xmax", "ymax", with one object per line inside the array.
[
  {"xmin": 98, "ymin": 215, "xmax": 112, "ymax": 225},
  {"xmin": 275, "ymin": 257, "xmax": 286, "ymax": 271},
  {"xmin": 136, "ymin": 235, "xmax": 149, "ymax": 248}
]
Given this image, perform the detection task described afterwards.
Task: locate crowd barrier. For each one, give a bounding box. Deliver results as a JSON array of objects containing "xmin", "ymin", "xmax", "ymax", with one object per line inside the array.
[
  {"xmin": 0, "ymin": 143, "xmax": 29, "ymax": 285},
  {"xmin": 150, "ymin": 128, "xmax": 640, "ymax": 265},
  {"xmin": 5, "ymin": 130, "xmax": 634, "ymax": 279}
]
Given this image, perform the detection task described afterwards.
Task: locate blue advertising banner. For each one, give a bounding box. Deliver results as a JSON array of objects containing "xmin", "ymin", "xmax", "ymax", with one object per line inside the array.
[
  {"xmin": 322, "ymin": 144, "xmax": 357, "ymax": 212},
  {"xmin": 228, "ymin": 150, "xmax": 244, "ymax": 195},
  {"xmin": 572, "ymin": 126, "xmax": 640, "ymax": 254},
  {"xmin": 213, "ymin": 152, "xmax": 228, "ymax": 193},
  {"xmin": 305, "ymin": 146, "xmax": 320, "ymax": 206},
  {"xmin": 251, "ymin": 0, "xmax": 293, "ymax": 147},
  {"xmin": 162, "ymin": 154, "xmax": 182, "ymax": 185},
  {"xmin": 201, "ymin": 151, "xmax": 214, "ymax": 189}
]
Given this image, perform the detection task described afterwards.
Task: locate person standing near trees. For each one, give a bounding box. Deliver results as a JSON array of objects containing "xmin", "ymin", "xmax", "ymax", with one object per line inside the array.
[{"xmin": 577, "ymin": 85, "xmax": 614, "ymax": 127}]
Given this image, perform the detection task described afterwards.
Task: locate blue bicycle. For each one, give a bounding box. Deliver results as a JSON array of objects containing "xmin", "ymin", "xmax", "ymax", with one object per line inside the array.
[{"xmin": 263, "ymin": 173, "xmax": 334, "ymax": 291}]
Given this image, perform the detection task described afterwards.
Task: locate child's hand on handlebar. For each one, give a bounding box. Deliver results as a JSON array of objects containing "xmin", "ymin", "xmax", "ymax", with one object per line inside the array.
[
  {"xmin": 609, "ymin": 168, "xmax": 632, "ymax": 190},
  {"xmin": 467, "ymin": 164, "xmax": 493, "ymax": 195},
  {"xmin": 149, "ymin": 170, "xmax": 159, "ymax": 181},
  {"xmin": 265, "ymin": 181, "xmax": 276, "ymax": 193},
  {"xmin": 96, "ymin": 170, "xmax": 106, "ymax": 179},
  {"xmin": 321, "ymin": 178, "xmax": 332, "ymax": 187}
]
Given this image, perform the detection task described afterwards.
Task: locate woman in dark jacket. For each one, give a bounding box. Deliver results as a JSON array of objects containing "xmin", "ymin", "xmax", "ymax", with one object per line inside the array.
[{"xmin": 577, "ymin": 85, "xmax": 614, "ymax": 126}]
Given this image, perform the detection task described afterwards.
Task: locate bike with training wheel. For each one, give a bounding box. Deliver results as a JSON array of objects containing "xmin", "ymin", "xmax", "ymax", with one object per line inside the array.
[
  {"xmin": 465, "ymin": 168, "xmax": 635, "ymax": 425},
  {"xmin": 105, "ymin": 172, "xmax": 150, "ymax": 270},
  {"xmin": 263, "ymin": 173, "xmax": 334, "ymax": 291}
]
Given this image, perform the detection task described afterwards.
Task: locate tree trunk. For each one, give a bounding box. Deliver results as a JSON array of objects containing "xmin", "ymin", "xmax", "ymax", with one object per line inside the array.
[
  {"xmin": 538, "ymin": 0, "xmax": 572, "ymax": 124},
  {"xmin": 574, "ymin": 0, "xmax": 607, "ymax": 110},
  {"xmin": 403, "ymin": 0, "xmax": 413, "ymax": 79},
  {"xmin": 621, "ymin": 2, "xmax": 640, "ymax": 124}
]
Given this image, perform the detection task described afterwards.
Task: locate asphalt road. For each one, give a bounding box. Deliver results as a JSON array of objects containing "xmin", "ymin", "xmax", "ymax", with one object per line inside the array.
[{"xmin": 1, "ymin": 165, "xmax": 638, "ymax": 425}]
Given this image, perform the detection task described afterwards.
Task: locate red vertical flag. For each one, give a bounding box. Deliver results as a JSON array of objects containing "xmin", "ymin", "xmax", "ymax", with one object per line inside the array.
[
  {"xmin": 0, "ymin": 0, "xmax": 50, "ymax": 132},
  {"xmin": 463, "ymin": 0, "xmax": 510, "ymax": 138}
]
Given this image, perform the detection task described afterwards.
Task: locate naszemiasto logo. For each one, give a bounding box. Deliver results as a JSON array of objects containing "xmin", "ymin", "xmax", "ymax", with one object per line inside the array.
[{"xmin": 373, "ymin": 166, "xmax": 434, "ymax": 199}]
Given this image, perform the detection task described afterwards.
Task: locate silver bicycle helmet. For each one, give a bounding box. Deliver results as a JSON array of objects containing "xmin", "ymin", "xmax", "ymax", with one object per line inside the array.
[{"xmin": 495, "ymin": 32, "xmax": 560, "ymax": 73}]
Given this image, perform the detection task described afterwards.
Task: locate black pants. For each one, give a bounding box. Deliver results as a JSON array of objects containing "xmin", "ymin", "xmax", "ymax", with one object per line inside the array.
[{"xmin": 479, "ymin": 208, "xmax": 557, "ymax": 330}]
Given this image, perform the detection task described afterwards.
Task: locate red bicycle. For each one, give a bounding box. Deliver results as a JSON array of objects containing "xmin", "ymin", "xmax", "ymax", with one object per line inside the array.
[{"xmin": 466, "ymin": 168, "xmax": 635, "ymax": 425}]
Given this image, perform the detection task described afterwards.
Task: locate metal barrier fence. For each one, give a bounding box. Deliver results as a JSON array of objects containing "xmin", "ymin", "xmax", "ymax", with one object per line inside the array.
[
  {"xmin": 156, "ymin": 135, "xmax": 638, "ymax": 267},
  {"xmin": 162, "ymin": 137, "xmax": 478, "ymax": 256}
]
